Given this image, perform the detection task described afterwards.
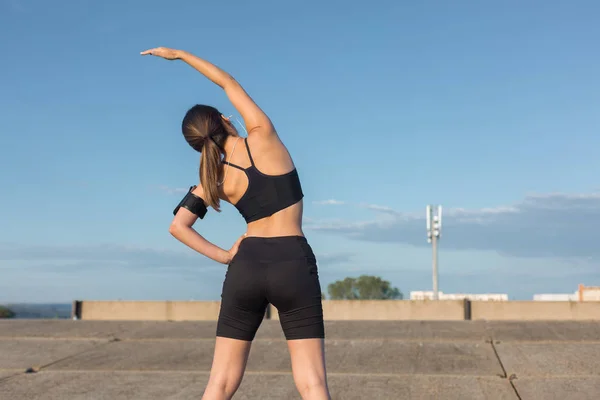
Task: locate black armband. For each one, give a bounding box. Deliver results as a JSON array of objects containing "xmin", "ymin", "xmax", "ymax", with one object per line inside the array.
[{"xmin": 173, "ymin": 186, "xmax": 208, "ymax": 219}]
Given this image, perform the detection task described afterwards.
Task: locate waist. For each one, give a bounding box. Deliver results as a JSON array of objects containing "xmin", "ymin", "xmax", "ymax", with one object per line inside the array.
[
  {"xmin": 246, "ymin": 225, "xmax": 304, "ymax": 238},
  {"xmin": 235, "ymin": 235, "xmax": 315, "ymax": 262},
  {"xmin": 245, "ymin": 199, "xmax": 304, "ymax": 236}
]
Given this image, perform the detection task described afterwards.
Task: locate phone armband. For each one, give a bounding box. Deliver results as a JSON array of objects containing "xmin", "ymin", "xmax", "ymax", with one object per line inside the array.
[{"xmin": 173, "ymin": 186, "xmax": 208, "ymax": 219}]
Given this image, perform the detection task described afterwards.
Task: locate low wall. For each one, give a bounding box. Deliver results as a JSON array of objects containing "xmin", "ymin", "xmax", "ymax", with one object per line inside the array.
[
  {"xmin": 78, "ymin": 301, "xmax": 221, "ymax": 321},
  {"xmin": 270, "ymin": 300, "xmax": 466, "ymax": 321},
  {"xmin": 76, "ymin": 300, "xmax": 464, "ymax": 321},
  {"xmin": 73, "ymin": 300, "xmax": 600, "ymax": 321},
  {"xmin": 470, "ymin": 301, "xmax": 600, "ymax": 321}
]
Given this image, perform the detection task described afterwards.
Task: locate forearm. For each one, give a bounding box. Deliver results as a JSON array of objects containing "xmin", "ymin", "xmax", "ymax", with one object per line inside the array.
[
  {"xmin": 177, "ymin": 50, "xmax": 235, "ymax": 89},
  {"xmin": 169, "ymin": 224, "xmax": 231, "ymax": 264}
]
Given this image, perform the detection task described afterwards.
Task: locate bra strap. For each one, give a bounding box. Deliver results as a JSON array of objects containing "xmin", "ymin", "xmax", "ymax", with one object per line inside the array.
[
  {"xmin": 221, "ymin": 161, "xmax": 245, "ymax": 171},
  {"xmin": 244, "ymin": 138, "xmax": 255, "ymax": 166}
]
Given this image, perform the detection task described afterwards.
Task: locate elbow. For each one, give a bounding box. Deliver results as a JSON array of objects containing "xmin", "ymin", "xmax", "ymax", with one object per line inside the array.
[
  {"xmin": 169, "ymin": 221, "xmax": 184, "ymax": 238},
  {"xmin": 222, "ymin": 75, "xmax": 239, "ymax": 90}
]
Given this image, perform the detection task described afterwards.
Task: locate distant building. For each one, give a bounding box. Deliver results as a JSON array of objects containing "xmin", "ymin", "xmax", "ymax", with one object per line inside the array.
[
  {"xmin": 533, "ymin": 293, "xmax": 577, "ymax": 301},
  {"xmin": 579, "ymin": 284, "xmax": 600, "ymax": 301},
  {"xmin": 532, "ymin": 284, "xmax": 600, "ymax": 301},
  {"xmin": 409, "ymin": 291, "xmax": 508, "ymax": 301}
]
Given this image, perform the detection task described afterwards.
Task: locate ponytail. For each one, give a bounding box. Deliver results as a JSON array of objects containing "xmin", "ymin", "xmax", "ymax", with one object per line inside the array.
[
  {"xmin": 181, "ymin": 104, "xmax": 240, "ymax": 212},
  {"xmin": 200, "ymin": 137, "xmax": 222, "ymax": 212}
]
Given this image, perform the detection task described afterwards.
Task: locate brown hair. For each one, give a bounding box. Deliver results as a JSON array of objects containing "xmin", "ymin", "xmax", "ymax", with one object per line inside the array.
[{"xmin": 181, "ymin": 105, "xmax": 238, "ymax": 212}]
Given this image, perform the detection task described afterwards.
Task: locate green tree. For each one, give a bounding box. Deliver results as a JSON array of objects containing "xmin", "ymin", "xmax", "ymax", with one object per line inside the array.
[
  {"xmin": 327, "ymin": 275, "xmax": 403, "ymax": 300},
  {"xmin": 0, "ymin": 306, "xmax": 15, "ymax": 319}
]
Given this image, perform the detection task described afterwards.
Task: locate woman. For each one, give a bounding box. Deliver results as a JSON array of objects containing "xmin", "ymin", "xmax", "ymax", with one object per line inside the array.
[{"xmin": 141, "ymin": 47, "xmax": 331, "ymax": 400}]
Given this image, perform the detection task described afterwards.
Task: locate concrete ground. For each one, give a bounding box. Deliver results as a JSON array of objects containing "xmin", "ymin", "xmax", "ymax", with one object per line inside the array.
[{"xmin": 0, "ymin": 320, "xmax": 599, "ymax": 399}]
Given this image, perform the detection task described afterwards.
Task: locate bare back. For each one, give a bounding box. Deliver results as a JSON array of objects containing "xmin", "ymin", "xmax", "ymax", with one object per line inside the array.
[{"xmin": 218, "ymin": 134, "xmax": 304, "ymax": 238}]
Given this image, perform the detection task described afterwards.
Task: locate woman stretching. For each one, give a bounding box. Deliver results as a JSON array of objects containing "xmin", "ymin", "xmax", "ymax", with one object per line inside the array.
[{"xmin": 141, "ymin": 47, "xmax": 331, "ymax": 400}]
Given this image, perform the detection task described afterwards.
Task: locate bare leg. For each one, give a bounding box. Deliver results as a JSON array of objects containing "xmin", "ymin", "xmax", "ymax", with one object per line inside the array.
[
  {"xmin": 202, "ymin": 337, "xmax": 252, "ymax": 400},
  {"xmin": 288, "ymin": 338, "xmax": 331, "ymax": 400}
]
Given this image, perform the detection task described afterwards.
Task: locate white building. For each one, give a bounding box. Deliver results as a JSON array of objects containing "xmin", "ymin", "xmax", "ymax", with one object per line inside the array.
[
  {"xmin": 533, "ymin": 293, "xmax": 577, "ymax": 301},
  {"xmin": 410, "ymin": 291, "xmax": 508, "ymax": 301},
  {"xmin": 533, "ymin": 284, "xmax": 600, "ymax": 301}
]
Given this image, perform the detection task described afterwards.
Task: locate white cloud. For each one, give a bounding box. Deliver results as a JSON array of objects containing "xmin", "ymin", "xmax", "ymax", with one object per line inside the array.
[
  {"xmin": 313, "ymin": 199, "xmax": 407, "ymax": 217},
  {"xmin": 0, "ymin": 242, "xmax": 355, "ymax": 272},
  {"xmin": 317, "ymin": 252, "xmax": 354, "ymax": 265},
  {"xmin": 0, "ymin": 243, "xmax": 212, "ymax": 270},
  {"xmin": 153, "ymin": 185, "xmax": 189, "ymax": 195},
  {"xmin": 359, "ymin": 203, "xmax": 404, "ymax": 217},
  {"xmin": 308, "ymin": 192, "xmax": 600, "ymax": 259},
  {"xmin": 312, "ymin": 199, "xmax": 345, "ymax": 205}
]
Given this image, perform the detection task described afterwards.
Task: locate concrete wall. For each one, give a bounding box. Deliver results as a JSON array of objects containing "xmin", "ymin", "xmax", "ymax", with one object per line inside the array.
[
  {"xmin": 470, "ymin": 301, "xmax": 600, "ymax": 321},
  {"xmin": 74, "ymin": 300, "xmax": 600, "ymax": 321},
  {"xmin": 79, "ymin": 301, "xmax": 221, "ymax": 321},
  {"xmin": 270, "ymin": 300, "xmax": 466, "ymax": 321},
  {"xmin": 77, "ymin": 300, "xmax": 464, "ymax": 321}
]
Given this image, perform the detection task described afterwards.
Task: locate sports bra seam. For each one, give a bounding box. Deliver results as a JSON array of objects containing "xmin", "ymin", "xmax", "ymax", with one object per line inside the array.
[
  {"xmin": 248, "ymin": 165, "xmax": 298, "ymax": 178},
  {"xmin": 232, "ymin": 182, "xmax": 250, "ymax": 208},
  {"xmin": 244, "ymin": 197, "xmax": 304, "ymax": 223}
]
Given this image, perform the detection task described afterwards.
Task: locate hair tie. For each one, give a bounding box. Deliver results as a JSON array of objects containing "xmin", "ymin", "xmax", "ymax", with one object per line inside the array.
[{"xmin": 207, "ymin": 135, "xmax": 224, "ymax": 152}]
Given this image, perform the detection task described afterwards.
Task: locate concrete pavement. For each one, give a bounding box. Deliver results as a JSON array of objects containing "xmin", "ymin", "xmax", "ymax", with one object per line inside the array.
[{"xmin": 0, "ymin": 320, "xmax": 599, "ymax": 399}]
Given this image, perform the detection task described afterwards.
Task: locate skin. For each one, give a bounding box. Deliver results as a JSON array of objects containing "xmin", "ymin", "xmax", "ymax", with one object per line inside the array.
[{"xmin": 141, "ymin": 47, "xmax": 331, "ymax": 400}]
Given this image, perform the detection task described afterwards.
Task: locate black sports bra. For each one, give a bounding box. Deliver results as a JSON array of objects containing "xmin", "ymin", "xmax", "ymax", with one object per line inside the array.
[{"xmin": 222, "ymin": 138, "xmax": 304, "ymax": 223}]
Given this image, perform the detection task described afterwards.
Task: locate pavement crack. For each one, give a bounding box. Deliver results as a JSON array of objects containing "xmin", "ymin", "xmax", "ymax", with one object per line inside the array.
[
  {"xmin": 489, "ymin": 340, "xmax": 507, "ymax": 379},
  {"xmin": 33, "ymin": 338, "xmax": 121, "ymax": 372},
  {"xmin": 0, "ymin": 372, "xmax": 22, "ymax": 385},
  {"xmin": 15, "ymin": 369, "xmax": 505, "ymax": 379},
  {"xmin": 509, "ymin": 378, "xmax": 523, "ymax": 400},
  {"xmin": 490, "ymin": 340, "xmax": 523, "ymax": 400}
]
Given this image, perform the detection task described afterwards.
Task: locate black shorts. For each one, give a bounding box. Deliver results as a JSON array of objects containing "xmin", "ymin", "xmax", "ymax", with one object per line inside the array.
[{"xmin": 216, "ymin": 235, "xmax": 325, "ymax": 341}]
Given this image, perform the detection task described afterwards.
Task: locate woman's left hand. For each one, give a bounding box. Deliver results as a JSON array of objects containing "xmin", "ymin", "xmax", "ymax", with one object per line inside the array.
[
  {"xmin": 226, "ymin": 233, "xmax": 247, "ymax": 264},
  {"xmin": 140, "ymin": 47, "xmax": 181, "ymax": 60}
]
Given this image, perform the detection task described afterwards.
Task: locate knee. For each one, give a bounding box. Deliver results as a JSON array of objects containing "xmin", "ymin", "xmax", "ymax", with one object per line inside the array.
[
  {"xmin": 205, "ymin": 374, "xmax": 242, "ymax": 399},
  {"xmin": 295, "ymin": 375, "xmax": 329, "ymax": 400}
]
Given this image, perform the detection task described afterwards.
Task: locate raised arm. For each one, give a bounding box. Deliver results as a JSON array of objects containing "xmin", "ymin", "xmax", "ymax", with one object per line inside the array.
[{"xmin": 141, "ymin": 47, "xmax": 275, "ymax": 138}]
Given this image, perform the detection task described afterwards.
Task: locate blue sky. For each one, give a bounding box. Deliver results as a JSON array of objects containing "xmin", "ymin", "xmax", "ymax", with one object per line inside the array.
[{"xmin": 1, "ymin": 0, "xmax": 599, "ymax": 303}]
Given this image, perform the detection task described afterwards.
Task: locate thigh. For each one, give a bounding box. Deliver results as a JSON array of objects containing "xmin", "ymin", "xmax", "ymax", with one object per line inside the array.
[
  {"xmin": 217, "ymin": 256, "xmax": 268, "ymax": 341},
  {"xmin": 287, "ymin": 338, "xmax": 328, "ymax": 387},
  {"xmin": 268, "ymin": 255, "xmax": 325, "ymax": 340},
  {"xmin": 204, "ymin": 337, "xmax": 253, "ymax": 393}
]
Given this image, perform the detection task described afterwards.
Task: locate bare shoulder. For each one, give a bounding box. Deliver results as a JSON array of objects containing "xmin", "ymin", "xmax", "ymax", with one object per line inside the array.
[
  {"xmin": 245, "ymin": 131, "xmax": 295, "ymax": 174},
  {"xmin": 246, "ymin": 130, "xmax": 287, "ymax": 153}
]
